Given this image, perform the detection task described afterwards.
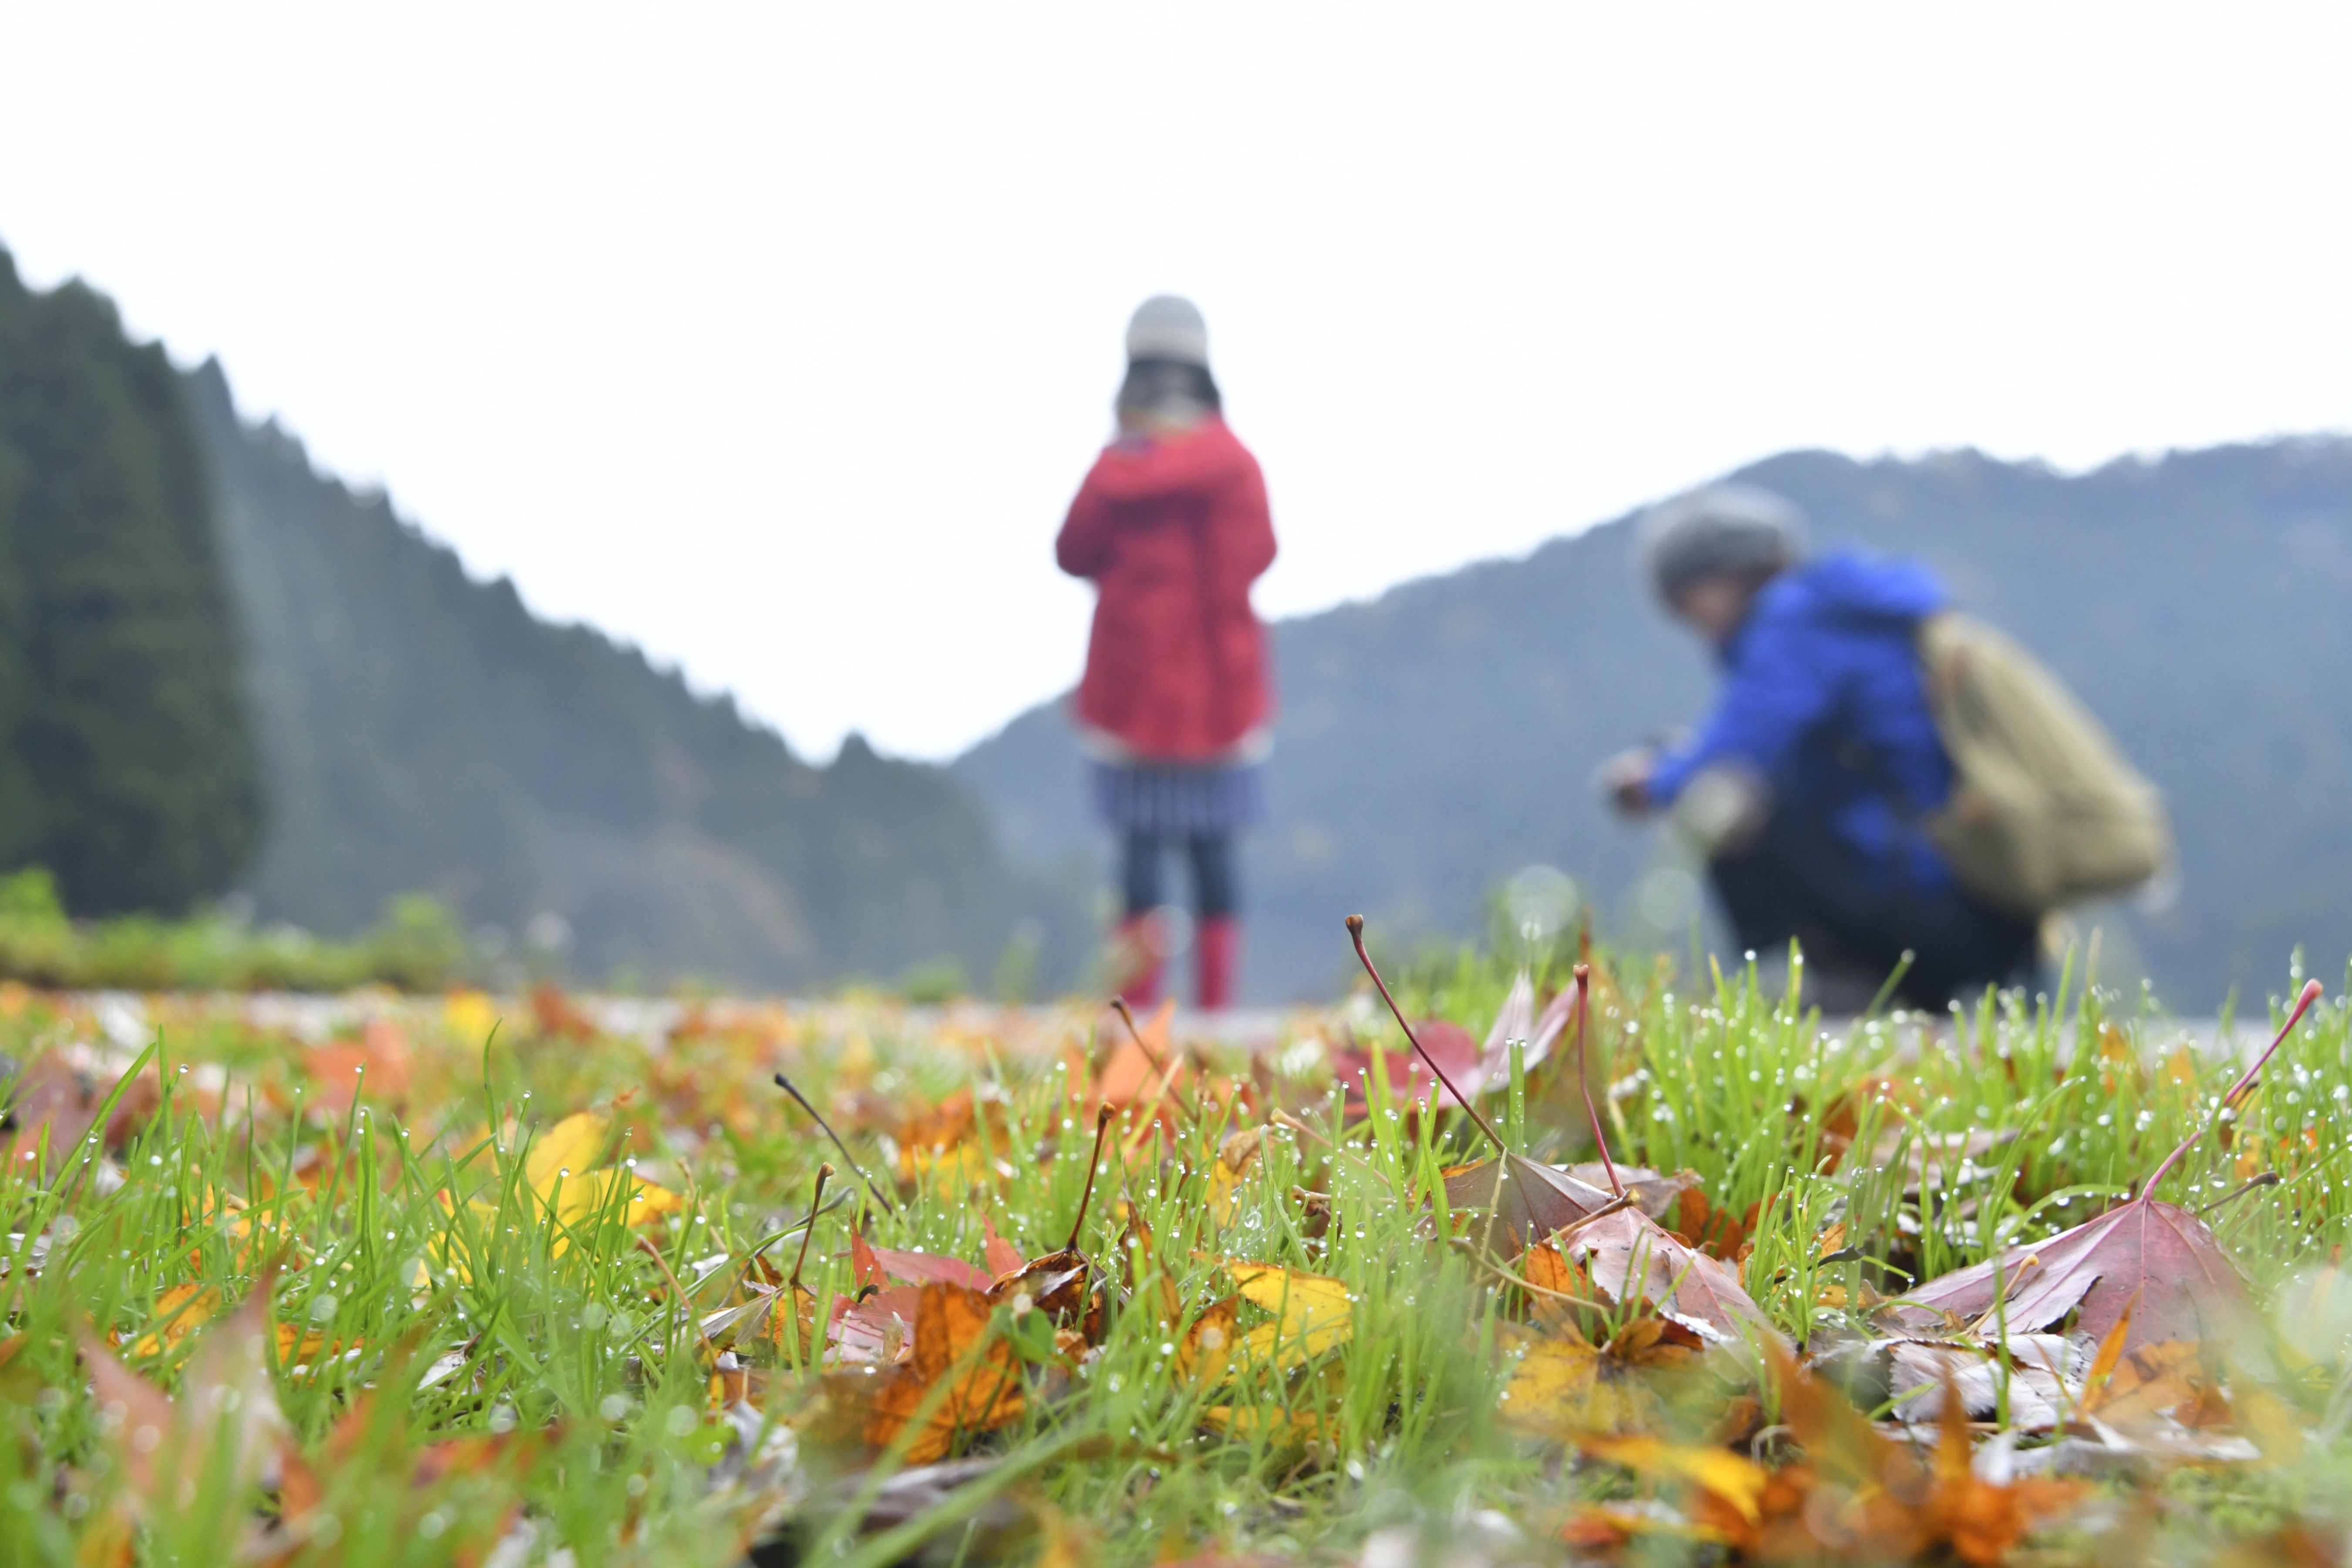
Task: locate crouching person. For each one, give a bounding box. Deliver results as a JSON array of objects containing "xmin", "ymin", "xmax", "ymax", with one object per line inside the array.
[{"xmin": 1602, "ymin": 485, "xmax": 2040, "ymax": 1009}]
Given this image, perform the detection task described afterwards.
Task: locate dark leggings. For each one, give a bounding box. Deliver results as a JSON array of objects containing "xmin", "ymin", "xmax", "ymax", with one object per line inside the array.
[
  {"xmin": 1707, "ymin": 795, "xmax": 2037, "ymax": 1007},
  {"xmin": 1121, "ymin": 832, "xmax": 1238, "ymax": 920}
]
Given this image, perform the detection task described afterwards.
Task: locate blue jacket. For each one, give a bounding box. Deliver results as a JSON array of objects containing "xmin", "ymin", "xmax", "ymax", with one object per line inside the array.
[{"xmin": 1648, "ymin": 550, "xmax": 1956, "ymax": 893}]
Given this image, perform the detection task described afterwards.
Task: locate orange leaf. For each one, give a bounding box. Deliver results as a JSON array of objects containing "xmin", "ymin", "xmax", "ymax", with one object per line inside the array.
[{"xmin": 847, "ymin": 1283, "xmax": 1024, "ymax": 1463}]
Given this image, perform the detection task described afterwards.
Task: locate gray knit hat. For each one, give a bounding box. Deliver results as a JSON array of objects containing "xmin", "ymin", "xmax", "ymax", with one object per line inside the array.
[
  {"xmin": 1633, "ymin": 483, "xmax": 1808, "ymax": 604},
  {"xmin": 1125, "ymin": 295, "xmax": 1209, "ymax": 367}
]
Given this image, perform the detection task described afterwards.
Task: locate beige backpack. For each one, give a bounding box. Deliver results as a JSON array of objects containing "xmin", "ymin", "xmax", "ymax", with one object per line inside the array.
[{"xmin": 1916, "ymin": 612, "xmax": 2171, "ymax": 916}]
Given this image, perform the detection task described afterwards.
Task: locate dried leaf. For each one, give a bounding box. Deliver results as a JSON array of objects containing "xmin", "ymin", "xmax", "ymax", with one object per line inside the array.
[
  {"xmin": 80, "ymin": 1278, "xmax": 286, "ymax": 1517},
  {"xmin": 2082, "ymin": 1340, "xmax": 2223, "ymax": 1429},
  {"xmin": 1198, "ymin": 1405, "xmax": 1326, "ymax": 1447},
  {"xmin": 1579, "ymin": 1435, "xmax": 1769, "ymax": 1527},
  {"xmin": 1206, "ymin": 1128, "xmax": 1263, "ymax": 1224},
  {"xmin": 1897, "ymin": 1199, "xmax": 2252, "ymax": 1356},
  {"xmin": 1560, "ymin": 1208, "xmax": 1781, "ymax": 1347},
  {"xmin": 1332, "ymin": 1021, "xmax": 1479, "ymax": 1110},
  {"xmin": 1562, "ymin": 1164, "xmax": 1700, "ymax": 1223},
  {"xmin": 1178, "ymin": 1298, "xmax": 1239, "ymax": 1386},
  {"xmin": 860, "ymin": 1241, "xmax": 993, "ymax": 1292},
  {"xmin": 1223, "ymin": 1261, "xmax": 1352, "ymax": 1365},
  {"xmin": 129, "ymin": 1284, "xmax": 220, "ymax": 1358},
  {"xmin": 1441, "ymin": 1157, "xmax": 1615, "ymax": 1257},
  {"xmin": 840, "ymin": 1282, "xmax": 1023, "ymax": 1463},
  {"xmin": 982, "ymin": 1214, "xmax": 1025, "ymax": 1278}
]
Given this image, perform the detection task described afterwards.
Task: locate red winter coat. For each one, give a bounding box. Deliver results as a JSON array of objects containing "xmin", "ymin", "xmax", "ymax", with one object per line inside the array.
[{"xmin": 1056, "ymin": 418, "xmax": 1277, "ymax": 761}]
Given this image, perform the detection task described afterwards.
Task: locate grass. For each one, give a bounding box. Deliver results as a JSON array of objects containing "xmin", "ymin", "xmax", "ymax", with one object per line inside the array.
[{"xmin": 5, "ymin": 937, "xmax": 2352, "ymax": 1565}]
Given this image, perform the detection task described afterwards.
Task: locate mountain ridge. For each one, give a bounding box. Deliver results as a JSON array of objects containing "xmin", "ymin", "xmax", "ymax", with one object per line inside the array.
[{"xmin": 188, "ymin": 355, "xmax": 1088, "ymax": 992}]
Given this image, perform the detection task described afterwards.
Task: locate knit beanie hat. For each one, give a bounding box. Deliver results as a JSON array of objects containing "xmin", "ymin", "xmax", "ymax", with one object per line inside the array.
[
  {"xmin": 1126, "ymin": 295, "xmax": 1210, "ymax": 367},
  {"xmin": 1633, "ymin": 483, "xmax": 1808, "ymax": 604}
]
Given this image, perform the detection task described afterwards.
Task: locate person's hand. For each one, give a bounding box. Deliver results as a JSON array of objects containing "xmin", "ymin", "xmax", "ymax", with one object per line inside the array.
[{"xmin": 1596, "ymin": 748, "xmax": 1657, "ymax": 818}]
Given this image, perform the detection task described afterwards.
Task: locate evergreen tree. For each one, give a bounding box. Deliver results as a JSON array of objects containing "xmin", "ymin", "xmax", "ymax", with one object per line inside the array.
[{"xmin": 0, "ymin": 248, "xmax": 261, "ymax": 914}]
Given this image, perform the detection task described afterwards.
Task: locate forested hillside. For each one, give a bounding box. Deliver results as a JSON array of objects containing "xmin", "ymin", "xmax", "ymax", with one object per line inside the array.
[
  {"xmin": 959, "ymin": 441, "xmax": 2352, "ymax": 1008},
  {"xmin": 0, "ymin": 243, "xmax": 1081, "ymax": 992},
  {"xmin": 189, "ymin": 361, "xmax": 1083, "ymax": 991},
  {"xmin": 0, "ymin": 252, "xmax": 260, "ymax": 914}
]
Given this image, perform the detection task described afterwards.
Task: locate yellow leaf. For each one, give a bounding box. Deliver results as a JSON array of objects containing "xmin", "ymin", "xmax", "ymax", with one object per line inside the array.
[
  {"xmin": 564, "ymin": 1167, "xmax": 685, "ymax": 1228},
  {"xmin": 1177, "ymin": 1297, "xmax": 1239, "ymax": 1387},
  {"xmin": 525, "ymin": 1112, "xmax": 611, "ymax": 1200},
  {"xmin": 1580, "ymin": 1435, "xmax": 1769, "ymax": 1526},
  {"xmin": 444, "ymin": 989, "xmax": 498, "ymax": 1046},
  {"xmin": 1223, "ymin": 1262, "xmax": 1352, "ymax": 1365},
  {"xmin": 130, "ymin": 1285, "xmax": 218, "ymax": 1358},
  {"xmin": 1200, "ymin": 1405, "xmax": 1327, "ymax": 1446},
  {"xmin": 1500, "ymin": 1333, "xmax": 1597, "ymax": 1417}
]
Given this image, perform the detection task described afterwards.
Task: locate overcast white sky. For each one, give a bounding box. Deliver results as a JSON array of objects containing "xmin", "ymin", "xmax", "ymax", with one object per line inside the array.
[{"xmin": 3, "ymin": 7, "xmax": 2348, "ymax": 759}]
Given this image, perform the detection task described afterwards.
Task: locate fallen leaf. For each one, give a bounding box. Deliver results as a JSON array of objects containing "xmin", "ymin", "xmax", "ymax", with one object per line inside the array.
[
  {"xmin": 1562, "ymin": 1164, "xmax": 1701, "ymax": 1223},
  {"xmin": 1471, "ymin": 969, "xmax": 1578, "ymax": 1093},
  {"xmin": 1178, "ymin": 1298, "xmax": 1239, "ymax": 1386},
  {"xmin": 1223, "ymin": 1261, "xmax": 1352, "ymax": 1365},
  {"xmin": 1332, "ymin": 1021, "xmax": 1479, "ymax": 1111},
  {"xmin": 129, "ymin": 1284, "xmax": 220, "ymax": 1358},
  {"xmin": 1205, "ymin": 1127, "xmax": 1263, "ymax": 1225},
  {"xmin": 1896, "ymin": 1199, "xmax": 2252, "ymax": 1356},
  {"xmin": 1442, "ymin": 1157, "xmax": 1617, "ymax": 1257},
  {"xmin": 860, "ymin": 1241, "xmax": 993, "ymax": 1292},
  {"xmin": 2082, "ymin": 1339, "xmax": 2224, "ymax": 1429},
  {"xmin": 81, "ymin": 1277, "xmax": 287, "ymax": 1518},
  {"xmin": 840, "ymin": 1282, "xmax": 1024, "ymax": 1463},
  {"xmin": 1753, "ymin": 1346, "xmax": 2079, "ymax": 1564},
  {"xmin": 1906, "ymin": 988, "xmax": 2325, "ymax": 1355},
  {"xmin": 985, "ymin": 1107, "xmax": 1114, "ymax": 1338},
  {"xmin": 982, "ymin": 1214, "xmax": 1024, "ymax": 1278},
  {"xmin": 1579, "ymin": 1435, "xmax": 1768, "ymax": 1528},
  {"xmin": 1198, "ymin": 1405, "xmax": 1326, "ymax": 1447},
  {"xmin": 1560, "ymin": 1208, "xmax": 1782, "ymax": 1347}
]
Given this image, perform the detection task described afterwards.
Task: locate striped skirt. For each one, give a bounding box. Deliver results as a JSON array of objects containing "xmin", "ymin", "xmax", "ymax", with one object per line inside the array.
[{"xmin": 1090, "ymin": 759, "xmax": 1267, "ymax": 836}]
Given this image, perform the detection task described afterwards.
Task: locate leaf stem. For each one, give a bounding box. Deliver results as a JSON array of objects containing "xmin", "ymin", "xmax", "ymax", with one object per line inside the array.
[
  {"xmin": 1068, "ymin": 1105, "xmax": 1114, "ymax": 1251},
  {"xmin": 1571, "ymin": 964, "xmax": 1622, "ymax": 1197},
  {"xmin": 1347, "ymin": 915, "xmax": 1510, "ymax": 1155},
  {"xmin": 791, "ymin": 1164, "xmax": 833, "ymax": 1288},
  {"xmin": 774, "ymin": 1072, "xmax": 898, "ymax": 1217},
  {"xmin": 2138, "ymin": 978, "xmax": 2322, "ymax": 1202}
]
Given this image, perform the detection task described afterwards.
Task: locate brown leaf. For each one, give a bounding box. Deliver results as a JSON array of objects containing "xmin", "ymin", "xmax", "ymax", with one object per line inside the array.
[
  {"xmin": 1562, "ymin": 1164, "xmax": 1700, "ymax": 1222},
  {"xmin": 982, "ymin": 1214, "xmax": 1025, "ymax": 1278},
  {"xmin": 986, "ymin": 1247, "xmax": 1098, "ymax": 1339},
  {"xmin": 1441, "ymin": 1156, "xmax": 1616, "ymax": 1257},
  {"xmin": 2, "ymin": 1052, "xmax": 156, "ymax": 1167},
  {"xmin": 1755, "ymin": 1346, "xmax": 2080, "ymax": 1564},
  {"xmin": 842, "ymin": 1283, "xmax": 1024, "ymax": 1463},
  {"xmin": 1896, "ymin": 1199, "xmax": 2252, "ymax": 1356},
  {"xmin": 2083, "ymin": 1339, "xmax": 2226, "ymax": 1429},
  {"xmin": 1560, "ymin": 1208, "xmax": 1782, "ymax": 1347}
]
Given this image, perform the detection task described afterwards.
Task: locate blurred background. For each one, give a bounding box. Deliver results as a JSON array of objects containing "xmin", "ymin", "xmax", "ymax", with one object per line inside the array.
[{"xmin": 0, "ymin": 6, "xmax": 2346, "ymax": 1005}]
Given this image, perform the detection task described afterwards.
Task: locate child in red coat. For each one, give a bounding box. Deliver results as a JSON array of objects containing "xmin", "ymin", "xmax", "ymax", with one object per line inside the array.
[{"xmin": 1056, "ymin": 297, "xmax": 1276, "ymax": 1009}]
